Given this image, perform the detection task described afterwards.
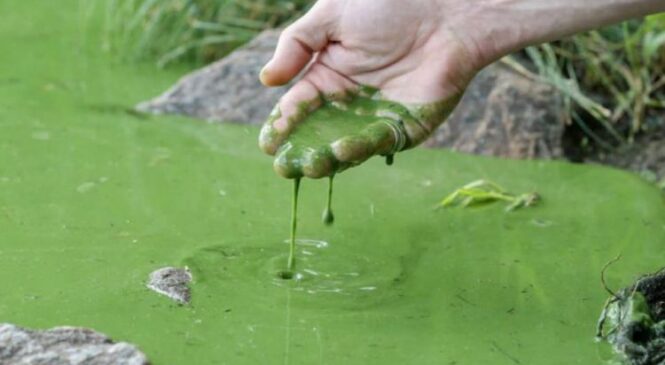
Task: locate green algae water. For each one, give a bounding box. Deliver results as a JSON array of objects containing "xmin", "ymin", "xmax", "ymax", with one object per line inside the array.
[{"xmin": 2, "ymin": 1, "xmax": 665, "ymax": 365}]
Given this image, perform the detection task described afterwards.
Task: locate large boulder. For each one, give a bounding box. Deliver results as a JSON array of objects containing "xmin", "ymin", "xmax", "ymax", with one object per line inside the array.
[
  {"xmin": 136, "ymin": 29, "xmax": 286, "ymax": 125},
  {"xmin": 0, "ymin": 323, "xmax": 150, "ymax": 364},
  {"xmin": 424, "ymin": 63, "xmax": 565, "ymax": 159},
  {"xmin": 137, "ymin": 29, "xmax": 565, "ymax": 159}
]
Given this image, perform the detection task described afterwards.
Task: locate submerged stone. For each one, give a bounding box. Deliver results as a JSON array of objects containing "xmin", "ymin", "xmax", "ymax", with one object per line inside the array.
[
  {"xmin": 597, "ymin": 269, "xmax": 665, "ymax": 365},
  {"xmin": 0, "ymin": 323, "xmax": 150, "ymax": 365},
  {"xmin": 147, "ymin": 267, "xmax": 192, "ymax": 304}
]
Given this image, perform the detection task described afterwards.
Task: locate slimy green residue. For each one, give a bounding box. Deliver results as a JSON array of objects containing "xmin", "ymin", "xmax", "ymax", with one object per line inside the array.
[
  {"xmin": 385, "ymin": 154, "xmax": 394, "ymax": 166},
  {"xmin": 322, "ymin": 175, "xmax": 335, "ymax": 226},
  {"xmin": 286, "ymin": 177, "xmax": 301, "ymax": 276},
  {"xmin": 259, "ymin": 88, "xmax": 459, "ymax": 180}
]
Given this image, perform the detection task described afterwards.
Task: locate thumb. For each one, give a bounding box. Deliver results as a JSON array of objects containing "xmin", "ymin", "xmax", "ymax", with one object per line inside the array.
[{"xmin": 260, "ymin": 1, "xmax": 337, "ymax": 87}]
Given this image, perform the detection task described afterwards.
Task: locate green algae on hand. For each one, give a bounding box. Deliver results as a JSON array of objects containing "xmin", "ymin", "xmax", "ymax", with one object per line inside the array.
[
  {"xmin": 437, "ymin": 179, "xmax": 541, "ymax": 212},
  {"xmin": 258, "ymin": 86, "xmax": 459, "ymax": 179}
]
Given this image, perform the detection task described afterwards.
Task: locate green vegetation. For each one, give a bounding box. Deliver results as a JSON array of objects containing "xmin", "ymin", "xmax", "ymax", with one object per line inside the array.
[
  {"xmin": 518, "ymin": 15, "xmax": 665, "ymax": 147},
  {"xmin": 103, "ymin": 0, "xmax": 311, "ymax": 67}
]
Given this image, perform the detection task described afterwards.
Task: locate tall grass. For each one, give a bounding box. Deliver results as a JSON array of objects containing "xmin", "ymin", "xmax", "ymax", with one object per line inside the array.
[
  {"xmin": 522, "ymin": 14, "xmax": 665, "ymax": 147},
  {"xmin": 103, "ymin": 0, "xmax": 311, "ymax": 68}
]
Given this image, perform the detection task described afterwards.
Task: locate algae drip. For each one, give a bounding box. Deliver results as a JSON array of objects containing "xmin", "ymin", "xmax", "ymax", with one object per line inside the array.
[
  {"xmin": 259, "ymin": 86, "xmax": 462, "ymax": 275},
  {"xmin": 281, "ymin": 175, "xmax": 335, "ymax": 278}
]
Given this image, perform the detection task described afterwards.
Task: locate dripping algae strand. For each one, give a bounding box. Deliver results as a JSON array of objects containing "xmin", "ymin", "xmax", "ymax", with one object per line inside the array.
[{"xmin": 322, "ymin": 175, "xmax": 335, "ymax": 225}]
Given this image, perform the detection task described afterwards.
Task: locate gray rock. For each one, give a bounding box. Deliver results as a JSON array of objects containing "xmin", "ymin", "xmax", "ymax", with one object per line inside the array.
[
  {"xmin": 424, "ymin": 62, "xmax": 565, "ymax": 159},
  {"xmin": 146, "ymin": 267, "xmax": 192, "ymax": 304},
  {"xmin": 0, "ymin": 323, "xmax": 149, "ymax": 365},
  {"xmin": 136, "ymin": 29, "xmax": 286, "ymax": 125},
  {"xmin": 137, "ymin": 29, "xmax": 564, "ymax": 159}
]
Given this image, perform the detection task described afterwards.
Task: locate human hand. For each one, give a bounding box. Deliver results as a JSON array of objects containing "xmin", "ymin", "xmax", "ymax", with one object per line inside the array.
[
  {"xmin": 258, "ymin": 0, "xmax": 487, "ymax": 177},
  {"xmin": 258, "ymin": 0, "xmax": 665, "ymax": 178}
]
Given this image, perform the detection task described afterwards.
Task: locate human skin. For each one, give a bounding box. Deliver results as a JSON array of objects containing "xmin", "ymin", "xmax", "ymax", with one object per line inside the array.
[{"xmin": 258, "ymin": 0, "xmax": 665, "ymax": 158}]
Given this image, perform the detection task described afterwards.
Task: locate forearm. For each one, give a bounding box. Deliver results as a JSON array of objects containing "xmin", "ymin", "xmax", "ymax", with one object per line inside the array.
[{"xmin": 461, "ymin": 0, "xmax": 665, "ymax": 66}]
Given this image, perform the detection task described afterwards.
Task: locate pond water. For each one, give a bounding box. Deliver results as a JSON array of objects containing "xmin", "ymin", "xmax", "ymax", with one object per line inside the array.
[{"xmin": 1, "ymin": 1, "xmax": 664, "ymax": 365}]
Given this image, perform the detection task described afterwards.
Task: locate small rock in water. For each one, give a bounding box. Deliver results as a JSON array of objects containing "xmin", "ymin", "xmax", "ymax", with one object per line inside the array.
[
  {"xmin": 147, "ymin": 267, "xmax": 192, "ymax": 304},
  {"xmin": 0, "ymin": 323, "xmax": 150, "ymax": 365}
]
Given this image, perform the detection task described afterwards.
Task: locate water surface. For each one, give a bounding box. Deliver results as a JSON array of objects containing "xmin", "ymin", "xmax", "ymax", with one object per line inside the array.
[{"xmin": 1, "ymin": 1, "xmax": 664, "ymax": 364}]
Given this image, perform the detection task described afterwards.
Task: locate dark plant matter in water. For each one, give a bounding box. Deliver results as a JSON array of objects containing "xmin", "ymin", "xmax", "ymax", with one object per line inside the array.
[{"xmin": 598, "ymin": 267, "xmax": 665, "ymax": 365}]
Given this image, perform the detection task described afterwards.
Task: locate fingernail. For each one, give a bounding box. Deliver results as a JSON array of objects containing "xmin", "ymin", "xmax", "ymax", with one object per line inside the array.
[{"xmin": 259, "ymin": 65, "xmax": 271, "ymax": 86}]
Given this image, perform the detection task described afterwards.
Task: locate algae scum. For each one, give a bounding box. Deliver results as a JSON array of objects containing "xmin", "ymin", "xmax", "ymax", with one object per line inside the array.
[{"xmin": 3, "ymin": 1, "xmax": 665, "ymax": 364}]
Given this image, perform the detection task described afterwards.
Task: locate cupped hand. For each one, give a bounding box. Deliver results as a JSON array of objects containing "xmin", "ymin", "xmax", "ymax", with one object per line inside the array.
[
  {"xmin": 258, "ymin": 0, "xmax": 494, "ymax": 177},
  {"xmin": 258, "ymin": 0, "xmax": 665, "ymax": 178}
]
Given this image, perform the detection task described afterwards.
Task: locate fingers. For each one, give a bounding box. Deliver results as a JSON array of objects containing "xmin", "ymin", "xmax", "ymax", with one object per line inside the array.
[
  {"xmin": 272, "ymin": 145, "xmax": 335, "ymax": 179},
  {"xmin": 260, "ymin": 1, "xmax": 337, "ymax": 87},
  {"xmin": 272, "ymin": 120, "xmax": 398, "ymax": 179},
  {"xmin": 259, "ymin": 64, "xmax": 357, "ymax": 156},
  {"xmin": 301, "ymin": 148, "xmax": 334, "ymax": 179},
  {"xmin": 331, "ymin": 120, "xmax": 397, "ymax": 163},
  {"xmin": 258, "ymin": 80, "xmax": 321, "ymax": 155}
]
